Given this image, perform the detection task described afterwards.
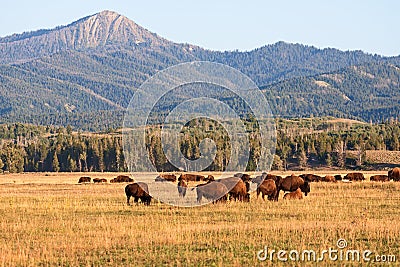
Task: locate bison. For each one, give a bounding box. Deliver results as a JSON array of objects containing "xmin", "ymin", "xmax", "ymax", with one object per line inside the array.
[
  {"xmin": 78, "ymin": 176, "xmax": 91, "ymax": 183},
  {"xmin": 216, "ymin": 177, "xmax": 249, "ymax": 202},
  {"xmin": 111, "ymin": 175, "xmax": 134, "ymax": 183},
  {"xmin": 322, "ymin": 175, "xmax": 336, "ymax": 182},
  {"xmin": 234, "ymin": 173, "xmax": 252, "ymax": 182},
  {"xmin": 177, "ymin": 177, "xmax": 188, "ymax": 197},
  {"xmin": 155, "ymin": 174, "xmax": 177, "ymax": 182},
  {"xmin": 252, "ymin": 173, "xmax": 282, "ymax": 185},
  {"xmin": 370, "ymin": 175, "xmax": 389, "ymax": 182},
  {"xmin": 334, "ymin": 175, "xmax": 343, "ymax": 181},
  {"xmin": 300, "ymin": 174, "xmax": 322, "ymax": 182},
  {"xmin": 194, "ymin": 181, "xmax": 228, "ymax": 203},
  {"xmin": 344, "ymin": 172, "xmax": 365, "ymax": 181},
  {"xmin": 389, "ymin": 167, "xmax": 400, "ymax": 181},
  {"xmin": 278, "ymin": 174, "xmax": 310, "ymax": 197},
  {"xmin": 93, "ymin": 178, "xmax": 107, "ymax": 183},
  {"xmin": 179, "ymin": 173, "xmax": 206, "ymax": 182},
  {"xmin": 283, "ymin": 188, "xmax": 303, "ymax": 200},
  {"xmin": 257, "ymin": 179, "xmax": 278, "ymax": 201},
  {"xmin": 125, "ymin": 182, "xmax": 152, "ymax": 205}
]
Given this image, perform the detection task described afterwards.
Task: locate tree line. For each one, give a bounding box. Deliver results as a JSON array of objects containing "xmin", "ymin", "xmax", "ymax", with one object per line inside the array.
[{"xmin": 1, "ymin": 119, "xmax": 400, "ymax": 173}]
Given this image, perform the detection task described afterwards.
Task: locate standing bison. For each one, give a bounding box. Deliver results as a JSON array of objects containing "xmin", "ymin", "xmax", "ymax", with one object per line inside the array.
[
  {"xmin": 177, "ymin": 177, "xmax": 188, "ymax": 197},
  {"xmin": 257, "ymin": 179, "xmax": 278, "ymax": 201},
  {"xmin": 300, "ymin": 174, "xmax": 322, "ymax": 182},
  {"xmin": 111, "ymin": 175, "xmax": 134, "ymax": 183},
  {"xmin": 179, "ymin": 173, "xmax": 206, "ymax": 182},
  {"xmin": 216, "ymin": 177, "xmax": 249, "ymax": 202},
  {"xmin": 389, "ymin": 167, "xmax": 400, "ymax": 181},
  {"xmin": 125, "ymin": 182, "xmax": 152, "ymax": 205},
  {"xmin": 194, "ymin": 181, "xmax": 228, "ymax": 203},
  {"xmin": 344, "ymin": 172, "xmax": 365, "ymax": 181},
  {"xmin": 370, "ymin": 175, "xmax": 389, "ymax": 182},
  {"xmin": 78, "ymin": 176, "xmax": 91, "ymax": 183},
  {"xmin": 278, "ymin": 174, "xmax": 310, "ymax": 197}
]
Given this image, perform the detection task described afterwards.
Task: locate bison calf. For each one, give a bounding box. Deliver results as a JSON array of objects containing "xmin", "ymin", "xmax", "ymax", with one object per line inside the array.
[
  {"xmin": 125, "ymin": 182, "xmax": 152, "ymax": 206},
  {"xmin": 283, "ymin": 188, "xmax": 303, "ymax": 200}
]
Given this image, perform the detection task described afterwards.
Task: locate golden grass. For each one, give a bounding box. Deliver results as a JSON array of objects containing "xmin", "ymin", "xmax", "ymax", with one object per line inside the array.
[{"xmin": 0, "ymin": 173, "xmax": 399, "ymax": 266}]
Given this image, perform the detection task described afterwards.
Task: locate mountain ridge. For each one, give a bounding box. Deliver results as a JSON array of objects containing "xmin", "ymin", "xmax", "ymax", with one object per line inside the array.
[{"xmin": 0, "ymin": 10, "xmax": 399, "ymax": 130}]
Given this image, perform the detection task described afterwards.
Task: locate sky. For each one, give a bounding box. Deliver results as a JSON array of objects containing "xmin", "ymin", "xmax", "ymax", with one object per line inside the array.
[{"xmin": 1, "ymin": 0, "xmax": 399, "ymax": 56}]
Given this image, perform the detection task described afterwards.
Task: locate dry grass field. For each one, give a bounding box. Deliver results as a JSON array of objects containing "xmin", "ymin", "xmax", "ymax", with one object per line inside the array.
[{"xmin": 0, "ymin": 172, "xmax": 400, "ymax": 266}]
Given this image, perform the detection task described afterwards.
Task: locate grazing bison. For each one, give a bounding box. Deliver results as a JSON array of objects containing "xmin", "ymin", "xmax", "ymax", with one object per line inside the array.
[
  {"xmin": 344, "ymin": 172, "xmax": 365, "ymax": 181},
  {"xmin": 177, "ymin": 177, "xmax": 188, "ymax": 197},
  {"xmin": 370, "ymin": 175, "xmax": 390, "ymax": 182},
  {"xmin": 194, "ymin": 181, "xmax": 228, "ymax": 203},
  {"xmin": 283, "ymin": 188, "xmax": 303, "ymax": 200},
  {"xmin": 217, "ymin": 177, "xmax": 249, "ymax": 202},
  {"xmin": 155, "ymin": 174, "xmax": 177, "ymax": 182},
  {"xmin": 389, "ymin": 167, "xmax": 400, "ymax": 181},
  {"xmin": 334, "ymin": 175, "xmax": 343, "ymax": 181},
  {"xmin": 322, "ymin": 175, "xmax": 336, "ymax": 182},
  {"xmin": 93, "ymin": 178, "xmax": 107, "ymax": 183},
  {"xmin": 257, "ymin": 179, "xmax": 278, "ymax": 201},
  {"xmin": 179, "ymin": 173, "xmax": 206, "ymax": 182},
  {"xmin": 111, "ymin": 175, "xmax": 134, "ymax": 183},
  {"xmin": 300, "ymin": 174, "xmax": 322, "ymax": 182},
  {"xmin": 278, "ymin": 174, "xmax": 310, "ymax": 197},
  {"xmin": 125, "ymin": 182, "xmax": 152, "ymax": 205},
  {"xmin": 78, "ymin": 176, "xmax": 91, "ymax": 183}
]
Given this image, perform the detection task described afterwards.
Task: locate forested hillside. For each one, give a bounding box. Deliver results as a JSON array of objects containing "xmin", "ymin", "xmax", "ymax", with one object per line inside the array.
[{"xmin": 1, "ymin": 119, "xmax": 400, "ymax": 173}]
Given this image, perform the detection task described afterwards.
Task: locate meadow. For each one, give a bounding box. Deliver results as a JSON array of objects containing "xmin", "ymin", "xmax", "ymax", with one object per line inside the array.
[{"xmin": 0, "ymin": 172, "xmax": 399, "ymax": 266}]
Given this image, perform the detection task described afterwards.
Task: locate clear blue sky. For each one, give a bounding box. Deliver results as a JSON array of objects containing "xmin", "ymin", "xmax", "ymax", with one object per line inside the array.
[{"xmin": 1, "ymin": 0, "xmax": 399, "ymax": 56}]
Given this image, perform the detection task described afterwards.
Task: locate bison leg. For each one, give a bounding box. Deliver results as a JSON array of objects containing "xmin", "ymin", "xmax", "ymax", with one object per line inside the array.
[
  {"xmin": 126, "ymin": 195, "xmax": 131, "ymax": 206},
  {"xmin": 134, "ymin": 196, "xmax": 139, "ymax": 204}
]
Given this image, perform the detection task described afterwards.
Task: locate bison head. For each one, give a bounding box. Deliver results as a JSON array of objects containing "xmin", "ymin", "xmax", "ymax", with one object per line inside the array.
[{"xmin": 300, "ymin": 181, "xmax": 310, "ymax": 196}]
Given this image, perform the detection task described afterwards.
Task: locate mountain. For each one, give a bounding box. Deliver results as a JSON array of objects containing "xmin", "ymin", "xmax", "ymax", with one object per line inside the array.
[
  {"xmin": 0, "ymin": 10, "xmax": 173, "ymax": 64},
  {"xmin": 0, "ymin": 10, "xmax": 399, "ymax": 130},
  {"xmin": 262, "ymin": 62, "xmax": 400, "ymax": 122}
]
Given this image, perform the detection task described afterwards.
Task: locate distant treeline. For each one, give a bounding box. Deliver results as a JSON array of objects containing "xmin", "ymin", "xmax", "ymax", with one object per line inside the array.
[{"xmin": 0, "ymin": 118, "xmax": 400, "ymax": 173}]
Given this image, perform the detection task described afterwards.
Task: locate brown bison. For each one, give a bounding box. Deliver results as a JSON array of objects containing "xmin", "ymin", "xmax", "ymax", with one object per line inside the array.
[
  {"xmin": 389, "ymin": 167, "xmax": 400, "ymax": 181},
  {"xmin": 179, "ymin": 173, "xmax": 206, "ymax": 182},
  {"xmin": 234, "ymin": 173, "xmax": 252, "ymax": 182},
  {"xmin": 278, "ymin": 174, "xmax": 310, "ymax": 197},
  {"xmin": 370, "ymin": 175, "xmax": 390, "ymax": 182},
  {"xmin": 252, "ymin": 173, "xmax": 282, "ymax": 185},
  {"xmin": 344, "ymin": 172, "xmax": 365, "ymax": 181},
  {"xmin": 217, "ymin": 177, "xmax": 249, "ymax": 201},
  {"xmin": 322, "ymin": 175, "xmax": 336, "ymax": 182},
  {"xmin": 155, "ymin": 174, "xmax": 177, "ymax": 182},
  {"xmin": 111, "ymin": 175, "xmax": 134, "ymax": 183},
  {"xmin": 283, "ymin": 188, "xmax": 303, "ymax": 200},
  {"xmin": 177, "ymin": 177, "xmax": 188, "ymax": 197},
  {"xmin": 93, "ymin": 178, "xmax": 107, "ymax": 183},
  {"xmin": 257, "ymin": 179, "xmax": 277, "ymax": 201},
  {"xmin": 300, "ymin": 174, "xmax": 322, "ymax": 182},
  {"xmin": 78, "ymin": 176, "xmax": 91, "ymax": 183},
  {"xmin": 206, "ymin": 175, "xmax": 215, "ymax": 182},
  {"xmin": 125, "ymin": 182, "xmax": 152, "ymax": 205},
  {"xmin": 194, "ymin": 181, "xmax": 228, "ymax": 203}
]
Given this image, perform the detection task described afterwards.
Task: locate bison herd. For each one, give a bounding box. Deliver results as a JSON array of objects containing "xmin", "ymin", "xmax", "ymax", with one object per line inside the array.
[
  {"xmin": 78, "ymin": 175, "xmax": 133, "ymax": 184},
  {"xmin": 78, "ymin": 167, "xmax": 400, "ymax": 206}
]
